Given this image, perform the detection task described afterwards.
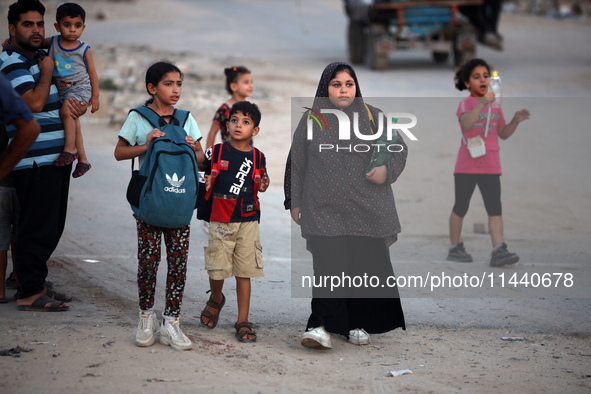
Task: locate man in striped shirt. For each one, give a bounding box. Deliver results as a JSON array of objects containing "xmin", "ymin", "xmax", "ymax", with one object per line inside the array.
[{"xmin": 1, "ymin": 0, "xmax": 86, "ymax": 312}]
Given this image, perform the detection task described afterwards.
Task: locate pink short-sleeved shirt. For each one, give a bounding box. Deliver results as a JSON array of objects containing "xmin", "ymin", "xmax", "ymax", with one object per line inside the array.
[{"xmin": 454, "ymin": 96, "xmax": 506, "ymax": 175}]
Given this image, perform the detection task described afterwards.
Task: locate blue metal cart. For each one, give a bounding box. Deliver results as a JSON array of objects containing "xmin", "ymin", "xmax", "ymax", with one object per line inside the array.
[{"xmin": 345, "ymin": 0, "xmax": 483, "ymax": 69}]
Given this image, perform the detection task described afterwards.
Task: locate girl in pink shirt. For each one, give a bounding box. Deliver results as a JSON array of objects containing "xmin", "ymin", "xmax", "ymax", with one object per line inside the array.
[{"xmin": 447, "ymin": 59, "xmax": 529, "ymax": 267}]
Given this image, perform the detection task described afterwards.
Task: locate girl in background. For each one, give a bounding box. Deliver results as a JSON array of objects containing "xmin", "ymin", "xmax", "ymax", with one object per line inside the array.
[
  {"xmin": 205, "ymin": 66, "xmax": 253, "ymax": 149},
  {"xmin": 447, "ymin": 58, "xmax": 529, "ymax": 266}
]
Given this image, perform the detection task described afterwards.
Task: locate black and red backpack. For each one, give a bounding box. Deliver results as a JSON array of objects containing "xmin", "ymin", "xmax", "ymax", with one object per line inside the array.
[{"xmin": 196, "ymin": 143, "xmax": 265, "ymax": 222}]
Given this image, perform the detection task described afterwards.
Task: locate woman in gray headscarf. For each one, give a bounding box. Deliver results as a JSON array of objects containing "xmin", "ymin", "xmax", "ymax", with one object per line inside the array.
[{"xmin": 284, "ymin": 61, "xmax": 407, "ymax": 350}]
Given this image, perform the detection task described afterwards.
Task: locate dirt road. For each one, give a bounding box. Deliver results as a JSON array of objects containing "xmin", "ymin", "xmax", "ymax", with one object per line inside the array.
[{"xmin": 0, "ymin": 0, "xmax": 590, "ymax": 392}]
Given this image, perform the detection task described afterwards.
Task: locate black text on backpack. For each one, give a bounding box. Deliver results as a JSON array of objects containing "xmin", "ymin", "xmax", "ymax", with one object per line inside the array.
[
  {"xmin": 196, "ymin": 143, "xmax": 264, "ymax": 222},
  {"xmin": 126, "ymin": 106, "xmax": 199, "ymax": 228}
]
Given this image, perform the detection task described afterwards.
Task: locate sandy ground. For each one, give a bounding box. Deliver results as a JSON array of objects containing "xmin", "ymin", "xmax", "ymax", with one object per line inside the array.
[{"xmin": 1, "ymin": 0, "xmax": 591, "ymax": 393}]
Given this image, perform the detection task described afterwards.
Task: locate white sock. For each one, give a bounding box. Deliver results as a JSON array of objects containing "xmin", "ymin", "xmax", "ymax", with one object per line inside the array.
[
  {"xmin": 140, "ymin": 308, "xmax": 154, "ymax": 316},
  {"xmin": 162, "ymin": 313, "xmax": 177, "ymax": 326}
]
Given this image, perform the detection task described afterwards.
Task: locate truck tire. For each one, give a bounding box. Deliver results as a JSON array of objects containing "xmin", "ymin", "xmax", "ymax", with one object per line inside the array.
[
  {"xmin": 432, "ymin": 51, "xmax": 450, "ymax": 63},
  {"xmin": 348, "ymin": 21, "xmax": 367, "ymax": 64}
]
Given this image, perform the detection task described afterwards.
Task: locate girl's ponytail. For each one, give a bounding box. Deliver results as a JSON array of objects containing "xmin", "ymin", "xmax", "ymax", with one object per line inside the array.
[{"xmin": 224, "ymin": 66, "xmax": 250, "ymax": 94}]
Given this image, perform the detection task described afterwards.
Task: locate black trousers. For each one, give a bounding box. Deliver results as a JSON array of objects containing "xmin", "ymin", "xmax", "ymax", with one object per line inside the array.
[
  {"xmin": 460, "ymin": 0, "xmax": 502, "ymax": 34},
  {"xmin": 13, "ymin": 164, "xmax": 71, "ymax": 299},
  {"xmin": 306, "ymin": 235, "xmax": 406, "ymax": 335},
  {"xmin": 452, "ymin": 174, "xmax": 502, "ymax": 217}
]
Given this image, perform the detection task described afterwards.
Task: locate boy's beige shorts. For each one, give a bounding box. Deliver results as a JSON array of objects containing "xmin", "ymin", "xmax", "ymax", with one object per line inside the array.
[{"xmin": 204, "ymin": 221, "xmax": 264, "ymax": 280}]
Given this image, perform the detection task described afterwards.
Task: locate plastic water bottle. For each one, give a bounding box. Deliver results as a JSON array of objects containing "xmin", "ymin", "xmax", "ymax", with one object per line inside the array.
[{"xmin": 490, "ymin": 70, "xmax": 501, "ymax": 106}]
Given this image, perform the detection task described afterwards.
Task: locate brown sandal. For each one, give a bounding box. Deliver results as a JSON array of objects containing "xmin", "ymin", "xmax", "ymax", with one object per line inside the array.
[
  {"xmin": 234, "ymin": 322, "xmax": 257, "ymax": 343},
  {"xmin": 200, "ymin": 291, "xmax": 225, "ymax": 329}
]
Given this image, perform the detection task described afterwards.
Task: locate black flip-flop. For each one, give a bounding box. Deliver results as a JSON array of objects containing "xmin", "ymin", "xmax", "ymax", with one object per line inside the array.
[
  {"xmin": 17, "ymin": 294, "xmax": 69, "ymax": 312},
  {"xmin": 45, "ymin": 288, "xmax": 73, "ymax": 302},
  {"xmin": 5, "ymin": 275, "xmax": 18, "ymax": 289}
]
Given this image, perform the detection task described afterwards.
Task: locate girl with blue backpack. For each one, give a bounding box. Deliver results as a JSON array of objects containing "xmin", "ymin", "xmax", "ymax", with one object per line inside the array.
[{"xmin": 114, "ymin": 61, "xmax": 204, "ymax": 351}]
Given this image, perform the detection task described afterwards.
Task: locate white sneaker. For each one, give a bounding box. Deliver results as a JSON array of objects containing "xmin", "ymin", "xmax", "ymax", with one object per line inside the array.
[
  {"xmin": 136, "ymin": 312, "xmax": 159, "ymax": 347},
  {"xmin": 301, "ymin": 326, "xmax": 332, "ymax": 350},
  {"xmin": 347, "ymin": 328, "xmax": 370, "ymax": 345},
  {"xmin": 159, "ymin": 318, "xmax": 192, "ymax": 350}
]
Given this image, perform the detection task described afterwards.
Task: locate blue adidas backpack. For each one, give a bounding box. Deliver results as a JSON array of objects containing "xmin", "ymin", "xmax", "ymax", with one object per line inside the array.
[{"xmin": 126, "ymin": 106, "xmax": 199, "ymax": 228}]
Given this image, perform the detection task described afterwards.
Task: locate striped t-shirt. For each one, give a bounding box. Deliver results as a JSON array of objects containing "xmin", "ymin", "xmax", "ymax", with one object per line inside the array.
[{"xmin": 0, "ymin": 46, "xmax": 65, "ymax": 170}]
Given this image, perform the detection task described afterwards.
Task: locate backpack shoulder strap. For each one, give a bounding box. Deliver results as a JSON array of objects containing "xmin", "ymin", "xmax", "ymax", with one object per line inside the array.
[
  {"xmin": 251, "ymin": 147, "xmax": 262, "ymax": 173},
  {"xmin": 252, "ymin": 147, "xmax": 263, "ymax": 207},
  {"xmin": 204, "ymin": 143, "xmax": 223, "ymax": 200},
  {"xmin": 215, "ymin": 143, "xmax": 223, "ymax": 171},
  {"xmin": 126, "ymin": 107, "xmax": 159, "ymax": 173},
  {"xmin": 130, "ymin": 106, "xmax": 161, "ymax": 129},
  {"xmin": 172, "ymin": 109, "xmax": 190, "ymax": 128}
]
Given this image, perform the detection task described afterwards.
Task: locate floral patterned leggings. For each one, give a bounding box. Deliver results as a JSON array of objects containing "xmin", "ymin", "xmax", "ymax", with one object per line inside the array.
[{"xmin": 136, "ymin": 219, "xmax": 190, "ymax": 317}]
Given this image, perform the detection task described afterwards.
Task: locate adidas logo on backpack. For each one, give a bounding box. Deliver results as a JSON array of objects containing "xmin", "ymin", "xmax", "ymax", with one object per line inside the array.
[
  {"xmin": 125, "ymin": 106, "xmax": 199, "ymax": 228},
  {"xmin": 165, "ymin": 173, "xmax": 186, "ymax": 193}
]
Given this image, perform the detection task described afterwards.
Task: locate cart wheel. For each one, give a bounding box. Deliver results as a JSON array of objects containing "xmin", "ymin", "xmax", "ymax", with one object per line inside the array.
[
  {"xmin": 432, "ymin": 51, "xmax": 450, "ymax": 64},
  {"xmin": 366, "ymin": 24, "xmax": 391, "ymax": 70},
  {"xmin": 348, "ymin": 21, "xmax": 367, "ymax": 64},
  {"xmin": 453, "ymin": 25, "xmax": 477, "ymax": 67}
]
